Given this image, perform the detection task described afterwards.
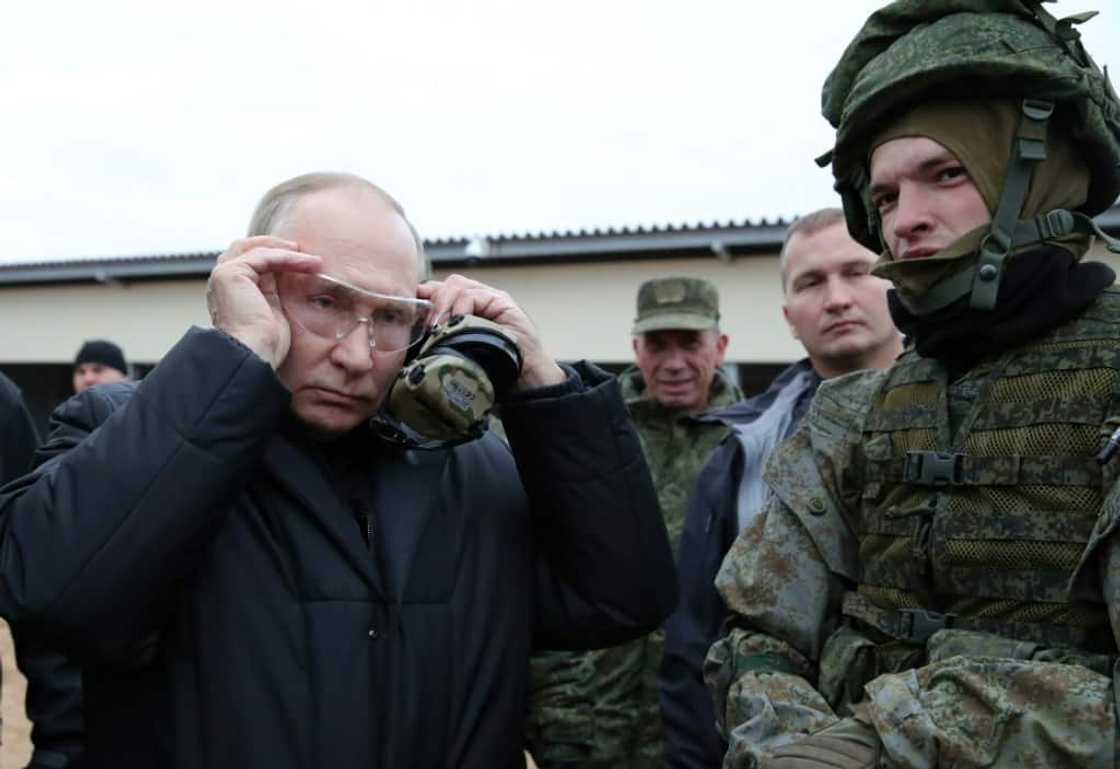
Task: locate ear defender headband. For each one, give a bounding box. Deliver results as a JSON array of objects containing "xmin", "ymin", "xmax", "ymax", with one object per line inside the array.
[{"xmin": 372, "ymin": 315, "xmax": 523, "ymax": 449}]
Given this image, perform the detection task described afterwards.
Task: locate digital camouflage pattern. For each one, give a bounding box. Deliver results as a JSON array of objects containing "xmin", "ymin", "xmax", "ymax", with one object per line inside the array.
[
  {"xmin": 848, "ymin": 291, "xmax": 1120, "ymax": 655},
  {"xmin": 526, "ymin": 368, "xmax": 742, "ymax": 769},
  {"xmin": 621, "ymin": 367, "xmax": 744, "ymax": 552},
  {"xmin": 632, "ymin": 276, "xmax": 721, "ymax": 334},
  {"xmin": 706, "ymin": 291, "xmax": 1120, "ymax": 768},
  {"xmin": 862, "ymin": 653, "xmax": 1113, "ymax": 768}
]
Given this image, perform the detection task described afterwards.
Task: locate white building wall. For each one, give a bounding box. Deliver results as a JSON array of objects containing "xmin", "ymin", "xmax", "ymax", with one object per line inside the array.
[{"xmin": 0, "ymin": 239, "xmax": 1117, "ymax": 365}]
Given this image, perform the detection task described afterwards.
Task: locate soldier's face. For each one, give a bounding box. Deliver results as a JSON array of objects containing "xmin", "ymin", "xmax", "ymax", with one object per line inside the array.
[
  {"xmin": 274, "ymin": 186, "xmax": 420, "ymax": 436},
  {"xmin": 868, "ymin": 136, "xmax": 991, "ymax": 260},
  {"xmin": 782, "ymin": 222, "xmax": 898, "ymax": 378},
  {"xmin": 632, "ymin": 328, "xmax": 728, "ymax": 413}
]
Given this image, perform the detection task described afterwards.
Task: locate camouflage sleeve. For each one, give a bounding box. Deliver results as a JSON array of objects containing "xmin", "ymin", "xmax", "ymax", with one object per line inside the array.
[
  {"xmin": 1092, "ymin": 474, "xmax": 1120, "ymax": 721},
  {"xmin": 704, "ymin": 626, "xmax": 838, "ymax": 769},
  {"xmin": 703, "ymin": 487, "xmax": 846, "ymax": 767},
  {"xmin": 1073, "ymin": 442, "xmax": 1120, "ymax": 673},
  {"xmin": 701, "ymin": 371, "xmax": 881, "ymax": 767},
  {"xmin": 716, "ymin": 430, "xmax": 849, "ymax": 659}
]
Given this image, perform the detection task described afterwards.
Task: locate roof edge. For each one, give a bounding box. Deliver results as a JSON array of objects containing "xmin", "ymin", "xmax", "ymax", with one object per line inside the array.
[{"xmin": 0, "ymin": 205, "xmax": 1115, "ymax": 288}]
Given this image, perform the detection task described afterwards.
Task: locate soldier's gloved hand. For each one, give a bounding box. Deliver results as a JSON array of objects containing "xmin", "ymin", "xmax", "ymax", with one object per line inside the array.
[{"xmin": 761, "ymin": 716, "xmax": 881, "ymax": 769}]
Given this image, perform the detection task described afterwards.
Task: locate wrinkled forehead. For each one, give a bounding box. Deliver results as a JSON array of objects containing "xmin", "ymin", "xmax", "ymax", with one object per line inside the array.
[{"xmin": 278, "ymin": 186, "xmax": 421, "ymax": 294}]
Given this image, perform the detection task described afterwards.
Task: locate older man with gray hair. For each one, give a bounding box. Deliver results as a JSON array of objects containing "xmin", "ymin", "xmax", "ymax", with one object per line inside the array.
[
  {"xmin": 528, "ymin": 275, "xmax": 742, "ymax": 769},
  {"xmin": 0, "ymin": 171, "xmax": 676, "ymax": 769}
]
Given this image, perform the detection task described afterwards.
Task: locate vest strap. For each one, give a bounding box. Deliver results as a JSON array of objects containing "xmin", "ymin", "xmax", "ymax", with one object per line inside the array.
[
  {"xmin": 866, "ymin": 451, "xmax": 1101, "ymax": 487},
  {"xmin": 841, "ymin": 591, "xmax": 1109, "ymax": 650}
]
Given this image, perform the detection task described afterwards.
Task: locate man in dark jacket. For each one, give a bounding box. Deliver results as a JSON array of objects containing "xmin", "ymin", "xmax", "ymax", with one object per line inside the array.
[
  {"xmin": 0, "ymin": 372, "xmax": 78, "ymax": 769},
  {"xmin": 0, "ymin": 171, "xmax": 677, "ymax": 769},
  {"xmin": 71, "ymin": 340, "xmax": 129, "ymax": 394},
  {"xmin": 0, "ymin": 372, "xmax": 37, "ymax": 486},
  {"xmin": 659, "ymin": 209, "xmax": 901, "ymax": 768},
  {"xmin": 0, "ymin": 371, "xmax": 36, "ymax": 755}
]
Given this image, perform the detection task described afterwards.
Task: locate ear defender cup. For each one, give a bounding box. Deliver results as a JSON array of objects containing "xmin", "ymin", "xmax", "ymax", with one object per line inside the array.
[
  {"xmin": 384, "ymin": 315, "xmax": 523, "ymax": 445},
  {"xmin": 389, "ymin": 352, "xmax": 496, "ymax": 443}
]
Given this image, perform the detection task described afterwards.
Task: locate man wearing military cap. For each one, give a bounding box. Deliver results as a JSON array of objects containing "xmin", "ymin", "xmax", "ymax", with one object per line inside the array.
[
  {"xmin": 706, "ymin": 1, "xmax": 1120, "ymax": 768},
  {"xmin": 527, "ymin": 276, "xmax": 741, "ymax": 769}
]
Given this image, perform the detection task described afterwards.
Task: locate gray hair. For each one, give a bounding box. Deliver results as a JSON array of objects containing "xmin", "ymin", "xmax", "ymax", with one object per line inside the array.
[
  {"xmin": 779, "ymin": 207, "xmax": 847, "ymax": 292},
  {"xmin": 248, "ymin": 171, "xmax": 430, "ymax": 279}
]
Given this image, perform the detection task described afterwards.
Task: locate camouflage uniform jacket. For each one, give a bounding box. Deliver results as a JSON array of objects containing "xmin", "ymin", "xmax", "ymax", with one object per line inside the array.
[
  {"xmin": 706, "ymin": 287, "xmax": 1120, "ymax": 768},
  {"xmin": 619, "ymin": 367, "xmax": 745, "ymax": 553},
  {"xmin": 526, "ymin": 368, "xmax": 742, "ymax": 769}
]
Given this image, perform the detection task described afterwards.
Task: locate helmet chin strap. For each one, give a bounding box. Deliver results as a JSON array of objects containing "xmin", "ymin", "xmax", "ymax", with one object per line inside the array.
[{"xmin": 968, "ymin": 98, "xmax": 1053, "ymax": 311}]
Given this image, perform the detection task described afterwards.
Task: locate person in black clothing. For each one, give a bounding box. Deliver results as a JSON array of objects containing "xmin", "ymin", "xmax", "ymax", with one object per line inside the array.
[
  {"xmin": 71, "ymin": 341, "xmax": 129, "ymax": 394},
  {"xmin": 0, "ymin": 373, "xmax": 80, "ymax": 769},
  {"xmin": 0, "ymin": 372, "xmax": 37, "ymax": 485},
  {"xmin": 0, "ymin": 171, "xmax": 676, "ymax": 769}
]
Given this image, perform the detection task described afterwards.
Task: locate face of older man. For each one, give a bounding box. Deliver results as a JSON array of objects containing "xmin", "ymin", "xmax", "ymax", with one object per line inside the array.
[
  {"xmin": 632, "ymin": 328, "xmax": 728, "ymax": 413},
  {"xmin": 782, "ymin": 221, "xmax": 899, "ymax": 378},
  {"xmin": 273, "ymin": 185, "xmax": 421, "ymax": 436},
  {"xmin": 868, "ymin": 135, "xmax": 992, "ymax": 261}
]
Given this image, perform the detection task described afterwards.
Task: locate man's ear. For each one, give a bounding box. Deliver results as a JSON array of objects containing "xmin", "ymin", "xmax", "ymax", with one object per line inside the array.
[
  {"xmin": 714, "ymin": 333, "xmax": 729, "ymax": 365},
  {"xmin": 783, "ymin": 304, "xmax": 800, "ymax": 341},
  {"xmin": 631, "ymin": 335, "xmax": 641, "ymax": 355}
]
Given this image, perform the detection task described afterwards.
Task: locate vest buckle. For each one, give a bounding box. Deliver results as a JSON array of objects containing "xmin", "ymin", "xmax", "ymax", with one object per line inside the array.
[
  {"xmin": 903, "ymin": 450, "xmax": 964, "ymax": 486},
  {"xmin": 898, "ymin": 608, "xmax": 955, "ymax": 644}
]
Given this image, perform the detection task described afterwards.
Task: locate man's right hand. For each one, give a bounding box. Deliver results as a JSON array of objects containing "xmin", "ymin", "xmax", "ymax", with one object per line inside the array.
[{"xmin": 205, "ymin": 236, "xmax": 322, "ymax": 369}]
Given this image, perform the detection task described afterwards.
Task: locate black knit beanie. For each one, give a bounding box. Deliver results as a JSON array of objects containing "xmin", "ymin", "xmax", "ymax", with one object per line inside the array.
[{"xmin": 74, "ymin": 340, "xmax": 127, "ymax": 375}]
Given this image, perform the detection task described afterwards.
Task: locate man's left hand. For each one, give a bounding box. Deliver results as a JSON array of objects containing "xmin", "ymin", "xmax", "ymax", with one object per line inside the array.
[{"xmin": 416, "ymin": 275, "xmax": 566, "ymax": 390}]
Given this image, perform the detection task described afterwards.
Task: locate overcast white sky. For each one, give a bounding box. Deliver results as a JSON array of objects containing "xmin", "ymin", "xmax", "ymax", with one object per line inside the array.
[{"xmin": 2, "ymin": 1, "xmax": 1117, "ymax": 264}]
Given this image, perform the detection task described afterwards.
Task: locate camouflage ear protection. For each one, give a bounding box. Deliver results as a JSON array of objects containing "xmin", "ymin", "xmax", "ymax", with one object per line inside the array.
[{"xmin": 372, "ymin": 315, "xmax": 523, "ymax": 448}]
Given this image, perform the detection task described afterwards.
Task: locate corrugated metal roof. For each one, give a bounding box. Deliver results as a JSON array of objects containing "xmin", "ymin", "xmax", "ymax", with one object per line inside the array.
[
  {"xmin": 0, "ymin": 207, "xmax": 1116, "ymax": 288},
  {"xmin": 0, "ymin": 217, "xmax": 793, "ymax": 287}
]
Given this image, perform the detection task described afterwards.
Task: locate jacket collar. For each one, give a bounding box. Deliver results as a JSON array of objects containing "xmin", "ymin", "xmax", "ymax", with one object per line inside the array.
[
  {"xmin": 260, "ymin": 420, "xmax": 449, "ymax": 601},
  {"xmin": 703, "ymin": 359, "xmax": 821, "ymax": 427}
]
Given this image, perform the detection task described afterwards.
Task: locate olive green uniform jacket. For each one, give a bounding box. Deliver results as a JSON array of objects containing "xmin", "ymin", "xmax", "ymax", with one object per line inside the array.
[{"xmin": 526, "ymin": 369, "xmax": 742, "ymax": 769}]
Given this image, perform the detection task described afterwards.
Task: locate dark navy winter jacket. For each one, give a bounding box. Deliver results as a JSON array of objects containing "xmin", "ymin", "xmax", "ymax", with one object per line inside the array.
[{"xmin": 0, "ymin": 328, "xmax": 676, "ymax": 769}]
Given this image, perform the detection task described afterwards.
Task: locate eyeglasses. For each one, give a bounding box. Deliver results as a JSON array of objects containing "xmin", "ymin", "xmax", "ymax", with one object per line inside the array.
[{"xmin": 279, "ymin": 273, "xmax": 433, "ymax": 353}]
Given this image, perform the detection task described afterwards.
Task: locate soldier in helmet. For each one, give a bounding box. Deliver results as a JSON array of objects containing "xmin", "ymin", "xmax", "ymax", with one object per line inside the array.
[{"xmin": 706, "ymin": 2, "xmax": 1120, "ymax": 768}]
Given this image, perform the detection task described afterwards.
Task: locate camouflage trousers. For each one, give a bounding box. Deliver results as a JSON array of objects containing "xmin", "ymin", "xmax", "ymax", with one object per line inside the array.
[{"xmin": 525, "ymin": 633, "xmax": 663, "ymax": 769}]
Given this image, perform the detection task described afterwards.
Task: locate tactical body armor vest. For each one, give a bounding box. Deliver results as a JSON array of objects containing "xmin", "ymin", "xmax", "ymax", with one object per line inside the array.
[{"xmin": 841, "ymin": 287, "xmax": 1120, "ymax": 657}]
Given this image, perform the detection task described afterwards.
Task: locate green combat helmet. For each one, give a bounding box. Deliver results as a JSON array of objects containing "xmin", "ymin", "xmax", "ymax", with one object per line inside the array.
[{"xmin": 819, "ymin": 0, "xmax": 1120, "ymax": 312}]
